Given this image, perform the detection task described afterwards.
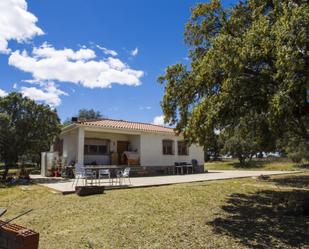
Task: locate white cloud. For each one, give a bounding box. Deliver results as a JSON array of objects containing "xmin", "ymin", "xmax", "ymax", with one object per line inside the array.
[
  {"xmin": 96, "ymin": 45, "xmax": 118, "ymax": 57},
  {"xmin": 139, "ymin": 106, "xmax": 151, "ymax": 110},
  {"xmin": 9, "ymin": 43, "xmax": 144, "ymax": 89},
  {"xmin": 33, "ymin": 42, "xmax": 96, "ymax": 60},
  {"xmin": 0, "ymin": 0, "xmax": 44, "ymax": 53},
  {"xmin": 20, "ymin": 82, "xmax": 67, "ymax": 106},
  {"xmin": 0, "ymin": 89, "xmax": 8, "ymax": 97},
  {"xmin": 13, "ymin": 83, "xmax": 17, "ymax": 89},
  {"xmin": 106, "ymin": 57, "xmax": 126, "ymax": 70},
  {"xmin": 153, "ymin": 115, "xmax": 165, "ymax": 126},
  {"xmin": 131, "ymin": 47, "xmax": 138, "ymax": 56},
  {"xmin": 22, "ymin": 79, "xmax": 40, "ymax": 84}
]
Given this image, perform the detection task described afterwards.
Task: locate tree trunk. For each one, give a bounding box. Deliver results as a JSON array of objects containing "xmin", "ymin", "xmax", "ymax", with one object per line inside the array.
[
  {"xmin": 2, "ymin": 160, "xmax": 17, "ymax": 180},
  {"xmin": 2, "ymin": 164, "xmax": 9, "ymax": 180},
  {"xmin": 238, "ymin": 155, "xmax": 245, "ymax": 165}
]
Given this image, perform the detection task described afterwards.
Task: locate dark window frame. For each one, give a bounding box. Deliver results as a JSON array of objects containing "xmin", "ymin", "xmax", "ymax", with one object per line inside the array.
[
  {"xmin": 84, "ymin": 144, "xmax": 109, "ymax": 155},
  {"xmin": 177, "ymin": 141, "xmax": 189, "ymax": 156},
  {"xmin": 162, "ymin": 140, "xmax": 174, "ymax": 155}
]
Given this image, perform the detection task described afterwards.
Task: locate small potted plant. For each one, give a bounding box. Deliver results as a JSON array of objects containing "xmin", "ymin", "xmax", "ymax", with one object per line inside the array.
[
  {"xmin": 50, "ymin": 165, "xmax": 56, "ymax": 177},
  {"xmin": 54, "ymin": 167, "xmax": 61, "ymax": 177}
]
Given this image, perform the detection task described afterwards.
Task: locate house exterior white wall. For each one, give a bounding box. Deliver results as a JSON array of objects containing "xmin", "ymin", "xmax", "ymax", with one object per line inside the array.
[
  {"xmin": 62, "ymin": 129, "xmax": 77, "ymax": 164},
  {"xmin": 61, "ymin": 126, "xmax": 204, "ymax": 166},
  {"xmin": 140, "ymin": 133, "xmax": 204, "ymax": 166},
  {"xmin": 128, "ymin": 135, "xmax": 141, "ymax": 153},
  {"xmin": 76, "ymin": 127, "xmax": 85, "ymax": 164}
]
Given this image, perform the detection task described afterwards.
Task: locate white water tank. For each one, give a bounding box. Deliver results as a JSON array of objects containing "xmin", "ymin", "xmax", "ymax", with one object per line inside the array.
[{"xmin": 41, "ymin": 152, "xmax": 59, "ymax": 176}]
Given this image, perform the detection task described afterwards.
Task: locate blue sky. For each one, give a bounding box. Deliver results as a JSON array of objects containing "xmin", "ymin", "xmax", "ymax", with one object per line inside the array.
[{"xmin": 0, "ymin": 0, "xmax": 236, "ymax": 124}]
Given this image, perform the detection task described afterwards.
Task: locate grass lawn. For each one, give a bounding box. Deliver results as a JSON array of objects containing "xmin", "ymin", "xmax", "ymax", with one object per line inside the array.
[
  {"xmin": 205, "ymin": 157, "xmax": 307, "ymax": 171},
  {"xmin": 0, "ymin": 172, "xmax": 308, "ymax": 248}
]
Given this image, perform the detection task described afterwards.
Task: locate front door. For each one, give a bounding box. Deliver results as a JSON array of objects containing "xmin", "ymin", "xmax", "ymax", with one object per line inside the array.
[{"xmin": 117, "ymin": 141, "xmax": 129, "ymax": 164}]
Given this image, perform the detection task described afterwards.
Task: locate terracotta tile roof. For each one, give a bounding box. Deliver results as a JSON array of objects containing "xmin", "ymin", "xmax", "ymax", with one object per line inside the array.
[{"xmin": 77, "ymin": 119, "xmax": 175, "ymax": 134}]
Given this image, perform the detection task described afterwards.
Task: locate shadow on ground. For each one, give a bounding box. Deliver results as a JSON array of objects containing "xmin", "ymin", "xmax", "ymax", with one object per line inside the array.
[
  {"xmin": 271, "ymin": 174, "xmax": 309, "ymax": 189},
  {"xmin": 30, "ymin": 177, "xmax": 70, "ymax": 184},
  {"xmin": 0, "ymin": 177, "xmax": 70, "ymax": 189},
  {"xmin": 209, "ymin": 188, "xmax": 309, "ymax": 248}
]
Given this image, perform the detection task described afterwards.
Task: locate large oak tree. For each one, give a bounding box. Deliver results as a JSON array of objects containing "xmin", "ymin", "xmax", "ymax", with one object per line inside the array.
[
  {"xmin": 159, "ymin": 0, "xmax": 309, "ymax": 163},
  {"xmin": 0, "ymin": 93, "xmax": 60, "ymax": 179}
]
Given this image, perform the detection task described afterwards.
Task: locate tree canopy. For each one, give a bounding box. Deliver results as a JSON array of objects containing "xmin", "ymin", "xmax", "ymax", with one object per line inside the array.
[
  {"xmin": 159, "ymin": 0, "xmax": 309, "ymax": 163},
  {"xmin": 0, "ymin": 93, "xmax": 60, "ymax": 179},
  {"xmin": 63, "ymin": 108, "xmax": 104, "ymax": 125},
  {"xmin": 77, "ymin": 108, "xmax": 104, "ymax": 120}
]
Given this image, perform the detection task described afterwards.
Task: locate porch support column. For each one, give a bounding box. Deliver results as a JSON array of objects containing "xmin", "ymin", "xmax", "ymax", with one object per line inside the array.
[
  {"xmin": 76, "ymin": 127, "xmax": 85, "ymax": 165},
  {"xmin": 174, "ymin": 139, "xmax": 178, "ymax": 158},
  {"xmin": 138, "ymin": 135, "xmax": 141, "ymax": 166},
  {"xmin": 174, "ymin": 138, "xmax": 179, "ymax": 174}
]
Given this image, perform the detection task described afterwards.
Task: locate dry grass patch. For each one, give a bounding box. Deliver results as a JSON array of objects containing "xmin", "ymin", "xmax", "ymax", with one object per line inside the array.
[{"xmin": 0, "ymin": 173, "xmax": 308, "ymax": 248}]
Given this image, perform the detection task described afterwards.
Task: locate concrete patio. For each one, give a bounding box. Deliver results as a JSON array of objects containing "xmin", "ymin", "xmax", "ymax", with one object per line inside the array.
[{"xmin": 30, "ymin": 170, "xmax": 298, "ymax": 194}]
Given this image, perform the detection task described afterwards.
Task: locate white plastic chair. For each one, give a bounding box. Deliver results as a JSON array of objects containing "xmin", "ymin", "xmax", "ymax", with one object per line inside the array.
[
  {"xmin": 98, "ymin": 169, "xmax": 111, "ymax": 185},
  {"xmin": 72, "ymin": 163, "xmax": 85, "ymax": 187},
  {"xmin": 85, "ymin": 169, "xmax": 97, "ymax": 185},
  {"xmin": 114, "ymin": 169, "xmax": 123, "ymax": 185},
  {"xmin": 121, "ymin": 167, "xmax": 131, "ymax": 185}
]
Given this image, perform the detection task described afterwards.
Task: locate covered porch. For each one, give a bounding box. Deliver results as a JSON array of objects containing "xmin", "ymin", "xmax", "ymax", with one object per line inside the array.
[{"xmin": 62, "ymin": 126, "xmax": 141, "ymax": 166}]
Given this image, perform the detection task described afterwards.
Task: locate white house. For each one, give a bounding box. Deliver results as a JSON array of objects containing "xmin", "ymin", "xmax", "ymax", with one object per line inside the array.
[{"xmin": 57, "ymin": 119, "xmax": 204, "ymax": 167}]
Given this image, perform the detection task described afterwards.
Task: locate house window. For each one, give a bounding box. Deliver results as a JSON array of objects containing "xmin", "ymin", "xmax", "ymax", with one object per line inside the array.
[
  {"xmin": 162, "ymin": 140, "xmax": 174, "ymax": 155},
  {"xmin": 89, "ymin": 145, "xmax": 98, "ymax": 154},
  {"xmin": 178, "ymin": 141, "xmax": 188, "ymax": 155},
  {"xmin": 98, "ymin": 145, "xmax": 108, "ymax": 154},
  {"xmin": 84, "ymin": 141, "xmax": 109, "ymax": 155}
]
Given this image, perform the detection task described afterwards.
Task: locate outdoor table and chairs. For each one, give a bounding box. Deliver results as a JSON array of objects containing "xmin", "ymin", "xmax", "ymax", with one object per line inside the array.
[
  {"xmin": 174, "ymin": 163, "xmax": 193, "ymax": 175},
  {"xmin": 72, "ymin": 164, "xmax": 131, "ymax": 187},
  {"xmin": 98, "ymin": 168, "xmax": 111, "ymax": 185},
  {"xmin": 174, "ymin": 160, "xmax": 199, "ymax": 175}
]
